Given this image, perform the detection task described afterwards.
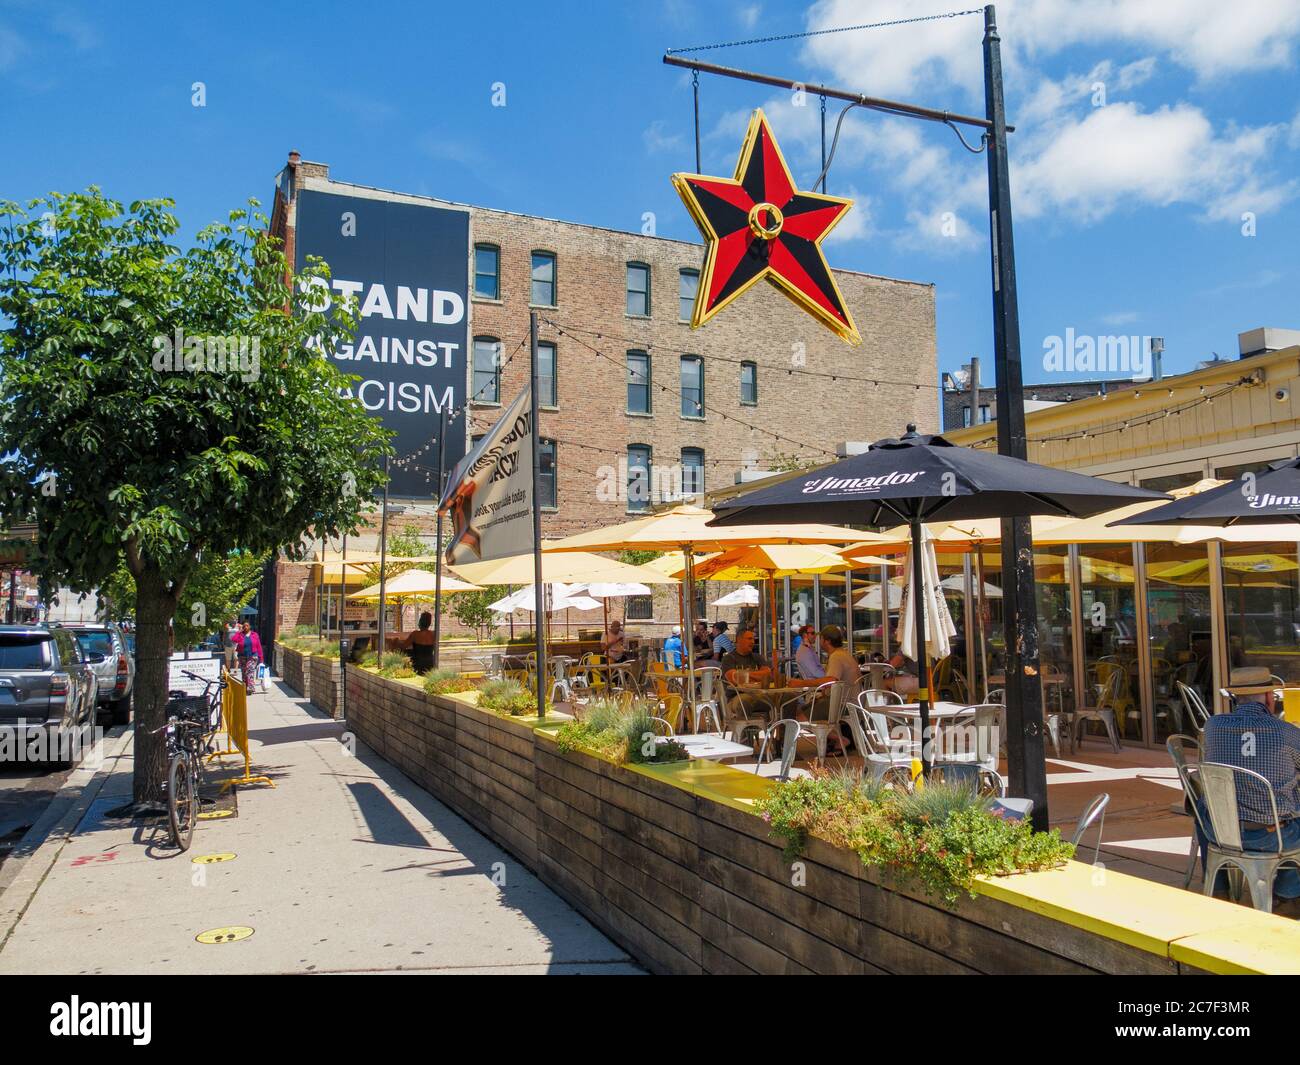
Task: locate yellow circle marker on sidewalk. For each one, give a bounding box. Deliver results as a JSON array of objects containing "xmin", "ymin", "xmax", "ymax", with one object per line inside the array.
[
  {"xmin": 191, "ymin": 852, "xmax": 236, "ymax": 865},
  {"xmin": 197, "ymin": 809, "xmax": 233, "ymax": 821},
  {"xmin": 196, "ymin": 926, "xmax": 253, "ymax": 944}
]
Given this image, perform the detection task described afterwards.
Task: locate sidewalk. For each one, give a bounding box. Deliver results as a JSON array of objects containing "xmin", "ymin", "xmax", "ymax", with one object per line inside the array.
[{"xmin": 0, "ymin": 679, "xmax": 640, "ymax": 975}]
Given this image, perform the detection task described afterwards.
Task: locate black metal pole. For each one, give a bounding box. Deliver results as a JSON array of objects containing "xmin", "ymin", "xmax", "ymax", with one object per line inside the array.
[
  {"xmin": 663, "ymin": 54, "xmax": 1007, "ymax": 132},
  {"xmin": 984, "ymin": 3, "xmax": 1048, "ymax": 829},
  {"xmin": 910, "ymin": 517, "xmax": 932, "ymax": 776},
  {"xmin": 529, "ymin": 311, "xmax": 547, "ymax": 718},
  {"xmin": 338, "ymin": 530, "xmax": 347, "ymax": 724},
  {"xmin": 377, "ymin": 455, "xmax": 391, "ymax": 660},
  {"xmin": 432, "ymin": 404, "xmax": 448, "ymax": 669}
]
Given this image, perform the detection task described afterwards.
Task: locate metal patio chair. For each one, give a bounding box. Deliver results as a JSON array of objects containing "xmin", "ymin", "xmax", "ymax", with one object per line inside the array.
[
  {"xmin": 1166, "ymin": 733, "xmax": 1204, "ymax": 888},
  {"xmin": 1181, "ymin": 761, "xmax": 1300, "ymax": 913},
  {"xmin": 1075, "ymin": 668, "xmax": 1122, "ymax": 752},
  {"xmin": 755, "ymin": 718, "xmax": 802, "ymax": 782},
  {"xmin": 1070, "ymin": 792, "xmax": 1110, "ymax": 864}
]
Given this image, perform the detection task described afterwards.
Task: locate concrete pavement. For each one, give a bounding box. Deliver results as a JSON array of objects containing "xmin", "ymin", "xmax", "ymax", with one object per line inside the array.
[{"xmin": 0, "ymin": 679, "xmax": 640, "ymax": 974}]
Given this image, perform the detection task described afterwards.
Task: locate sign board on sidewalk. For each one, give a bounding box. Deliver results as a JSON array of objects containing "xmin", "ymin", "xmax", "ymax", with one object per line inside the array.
[{"xmin": 168, "ymin": 653, "xmax": 222, "ymax": 696}]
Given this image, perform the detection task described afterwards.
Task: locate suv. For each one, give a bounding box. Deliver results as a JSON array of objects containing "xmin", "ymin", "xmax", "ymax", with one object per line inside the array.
[
  {"xmin": 0, "ymin": 624, "xmax": 99, "ymax": 761},
  {"xmin": 62, "ymin": 622, "xmax": 134, "ymax": 725}
]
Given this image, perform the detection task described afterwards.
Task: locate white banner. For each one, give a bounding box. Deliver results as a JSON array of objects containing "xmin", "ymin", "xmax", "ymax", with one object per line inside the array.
[{"xmin": 439, "ymin": 385, "xmax": 534, "ymax": 567}]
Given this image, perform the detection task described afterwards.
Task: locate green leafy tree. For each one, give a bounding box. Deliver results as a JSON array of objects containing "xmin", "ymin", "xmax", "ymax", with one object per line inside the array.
[
  {"xmin": 617, "ymin": 549, "xmax": 662, "ymax": 567},
  {"xmin": 450, "ymin": 585, "xmax": 508, "ymax": 640},
  {"xmin": 100, "ymin": 550, "xmax": 268, "ymax": 648},
  {"xmin": 360, "ymin": 522, "xmax": 432, "ymax": 587},
  {"xmin": 0, "ymin": 189, "xmax": 391, "ymax": 807}
]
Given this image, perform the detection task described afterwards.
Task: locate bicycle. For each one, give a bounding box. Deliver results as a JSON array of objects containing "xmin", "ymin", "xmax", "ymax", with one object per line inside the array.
[{"xmin": 156, "ymin": 670, "xmax": 225, "ymax": 851}]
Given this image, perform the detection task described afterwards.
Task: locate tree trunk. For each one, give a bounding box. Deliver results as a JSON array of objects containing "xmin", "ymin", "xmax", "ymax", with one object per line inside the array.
[{"xmin": 132, "ymin": 568, "xmax": 178, "ymax": 807}]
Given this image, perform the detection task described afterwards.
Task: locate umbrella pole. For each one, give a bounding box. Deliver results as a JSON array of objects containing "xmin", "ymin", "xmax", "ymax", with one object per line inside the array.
[
  {"xmin": 975, "ymin": 547, "xmax": 989, "ymax": 701},
  {"xmin": 910, "ymin": 517, "xmax": 932, "ymax": 778},
  {"xmin": 684, "ymin": 547, "xmax": 697, "ymax": 728},
  {"xmin": 770, "ymin": 576, "xmax": 778, "ymax": 672}
]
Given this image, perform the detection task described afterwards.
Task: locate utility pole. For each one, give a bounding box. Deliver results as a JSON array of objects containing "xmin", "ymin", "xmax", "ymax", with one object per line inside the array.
[{"xmin": 984, "ymin": 3, "xmax": 1048, "ymax": 829}]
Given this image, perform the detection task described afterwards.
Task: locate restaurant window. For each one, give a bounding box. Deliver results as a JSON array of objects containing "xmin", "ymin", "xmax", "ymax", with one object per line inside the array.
[
  {"xmin": 473, "ymin": 243, "xmax": 499, "ymax": 300},
  {"xmin": 627, "ymin": 445, "xmax": 652, "ymax": 512},
  {"xmin": 740, "ymin": 361, "xmax": 758, "ymax": 405},
  {"xmin": 530, "ymin": 251, "xmax": 556, "ymax": 306},
  {"xmin": 627, "ymin": 351, "xmax": 651, "ymax": 414},
  {"xmin": 537, "ymin": 341, "xmax": 557, "ymax": 407},
  {"xmin": 626, "ymin": 262, "xmax": 650, "ymax": 317},
  {"xmin": 625, "ymin": 595, "xmax": 654, "ymax": 621},
  {"xmin": 1139, "ymin": 469, "xmax": 1203, "ymax": 494},
  {"xmin": 1220, "ymin": 540, "xmax": 1300, "ymax": 689},
  {"xmin": 679, "ymin": 269, "xmax": 699, "ymax": 321},
  {"xmin": 539, "ymin": 438, "xmax": 557, "ymax": 509},
  {"xmin": 472, "ymin": 336, "xmax": 501, "ymax": 404},
  {"xmin": 680, "ymin": 355, "xmax": 704, "ymax": 418},
  {"xmin": 1145, "ymin": 541, "xmax": 1215, "ymax": 742},
  {"xmin": 681, "ymin": 448, "xmax": 704, "ymax": 498},
  {"xmin": 1079, "ymin": 542, "xmax": 1144, "ymax": 745}
]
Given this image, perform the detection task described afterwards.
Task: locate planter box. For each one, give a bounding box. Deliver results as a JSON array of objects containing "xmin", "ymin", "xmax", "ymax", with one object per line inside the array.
[
  {"xmin": 307, "ymin": 655, "xmax": 341, "ymax": 717},
  {"xmin": 274, "ymin": 643, "xmax": 309, "ymax": 699},
  {"xmin": 342, "ymin": 667, "xmax": 1300, "ymax": 975}
]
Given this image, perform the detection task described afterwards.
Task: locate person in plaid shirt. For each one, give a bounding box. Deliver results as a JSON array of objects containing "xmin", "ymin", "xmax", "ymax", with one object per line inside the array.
[{"xmin": 1199, "ymin": 689, "xmax": 1300, "ymax": 907}]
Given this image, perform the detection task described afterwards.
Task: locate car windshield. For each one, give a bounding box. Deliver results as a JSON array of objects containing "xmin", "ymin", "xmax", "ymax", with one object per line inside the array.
[
  {"xmin": 74, "ymin": 631, "xmax": 115, "ymax": 657},
  {"xmin": 0, "ymin": 635, "xmax": 50, "ymax": 670}
]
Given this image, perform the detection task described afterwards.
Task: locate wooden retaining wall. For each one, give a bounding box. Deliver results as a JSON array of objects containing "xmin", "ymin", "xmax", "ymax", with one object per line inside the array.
[
  {"xmin": 335, "ymin": 666, "xmax": 1271, "ymax": 975},
  {"xmin": 307, "ymin": 656, "xmax": 341, "ymax": 718},
  {"xmin": 274, "ymin": 644, "xmax": 309, "ymax": 700}
]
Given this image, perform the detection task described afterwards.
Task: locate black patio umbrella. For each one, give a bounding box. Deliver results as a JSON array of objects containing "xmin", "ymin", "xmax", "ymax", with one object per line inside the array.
[
  {"xmin": 1111, "ymin": 457, "xmax": 1300, "ymax": 527},
  {"xmin": 709, "ymin": 426, "xmax": 1165, "ymax": 786}
]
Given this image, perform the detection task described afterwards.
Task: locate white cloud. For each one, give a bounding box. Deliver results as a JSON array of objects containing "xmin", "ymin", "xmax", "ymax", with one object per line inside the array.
[
  {"xmin": 802, "ymin": 0, "xmax": 1300, "ymax": 98},
  {"xmin": 1014, "ymin": 101, "xmax": 1296, "ymax": 223},
  {"xmin": 738, "ymin": 4, "xmax": 762, "ymax": 31},
  {"xmin": 822, "ymin": 186, "xmax": 872, "ymax": 244},
  {"xmin": 1102, "ymin": 311, "xmax": 1140, "ymax": 326},
  {"xmin": 643, "ymin": 119, "xmax": 685, "ymax": 155},
  {"xmin": 0, "ymin": 24, "xmax": 26, "ymax": 71}
]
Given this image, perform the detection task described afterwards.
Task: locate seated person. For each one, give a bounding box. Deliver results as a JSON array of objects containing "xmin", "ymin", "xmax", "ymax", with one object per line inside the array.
[
  {"xmin": 1198, "ymin": 685, "xmax": 1300, "ymax": 913},
  {"xmin": 794, "ymin": 624, "xmax": 824, "ymax": 680},
  {"xmin": 786, "ymin": 625, "xmax": 856, "ymax": 752},
  {"xmin": 692, "ymin": 620, "xmax": 713, "ymax": 660},
  {"xmin": 663, "ymin": 625, "xmax": 684, "ymax": 669},
  {"xmin": 720, "ymin": 629, "xmax": 771, "ymax": 719},
  {"xmin": 400, "ymin": 611, "xmax": 436, "ymax": 675},
  {"xmin": 601, "ymin": 620, "xmax": 629, "ymax": 663},
  {"xmin": 712, "ymin": 620, "xmax": 735, "ymax": 659}
]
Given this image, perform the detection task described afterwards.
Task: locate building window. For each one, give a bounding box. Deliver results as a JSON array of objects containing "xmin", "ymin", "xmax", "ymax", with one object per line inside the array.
[
  {"xmin": 680, "ymin": 355, "xmax": 704, "ymax": 418},
  {"xmin": 961, "ymin": 405, "xmax": 972, "ymax": 428},
  {"xmin": 979, "ymin": 404, "xmax": 990, "ymax": 423},
  {"xmin": 626, "ymin": 262, "xmax": 650, "ymax": 317},
  {"xmin": 530, "ymin": 251, "xmax": 556, "ymax": 306},
  {"xmin": 627, "ymin": 351, "xmax": 651, "ymax": 414},
  {"xmin": 537, "ymin": 341, "xmax": 557, "ymax": 407},
  {"xmin": 679, "ymin": 269, "xmax": 698, "ymax": 321},
  {"xmin": 740, "ymin": 361, "xmax": 757, "ymax": 406},
  {"xmin": 472, "ymin": 336, "xmax": 500, "ymax": 404},
  {"xmin": 625, "ymin": 595, "xmax": 653, "ymax": 620},
  {"xmin": 473, "ymin": 243, "xmax": 499, "ymax": 300},
  {"xmin": 681, "ymin": 448, "xmax": 704, "ymax": 498},
  {"xmin": 539, "ymin": 438, "xmax": 557, "ymax": 509},
  {"xmin": 627, "ymin": 445, "xmax": 652, "ymax": 512}
]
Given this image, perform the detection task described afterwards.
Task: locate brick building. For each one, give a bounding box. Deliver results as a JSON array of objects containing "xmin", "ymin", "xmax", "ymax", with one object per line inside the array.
[{"xmin": 266, "ymin": 152, "xmax": 938, "ymax": 641}]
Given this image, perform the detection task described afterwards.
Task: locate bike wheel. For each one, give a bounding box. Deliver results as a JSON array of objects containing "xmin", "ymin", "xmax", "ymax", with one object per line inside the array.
[{"xmin": 168, "ymin": 752, "xmax": 196, "ymax": 851}]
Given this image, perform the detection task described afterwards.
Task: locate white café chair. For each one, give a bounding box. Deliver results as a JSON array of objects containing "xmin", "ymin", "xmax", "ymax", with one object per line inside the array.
[
  {"xmin": 1166, "ymin": 733, "xmax": 1204, "ymax": 889},
  {"xmin": 844, "ymin": 705, "xmax": 915, "ymax": 789}
]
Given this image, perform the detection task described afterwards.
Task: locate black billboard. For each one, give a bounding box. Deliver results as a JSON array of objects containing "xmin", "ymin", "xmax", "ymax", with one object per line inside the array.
[{"xmin": 294, "ymin": 188, "xmax": 469, "ymax": 500}]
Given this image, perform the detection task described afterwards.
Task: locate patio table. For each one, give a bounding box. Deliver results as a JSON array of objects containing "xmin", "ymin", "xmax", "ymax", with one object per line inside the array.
[
  {"xmin": 730, "ymin": 681, "xmax": 814, "ymax": 719},
  {"xmin": 659, "ymin": 734, "xmax": 753, "ymax": 762},
  {"xmin": 877, "ymin": 701, "xmax": 974, "ymax": 752}
]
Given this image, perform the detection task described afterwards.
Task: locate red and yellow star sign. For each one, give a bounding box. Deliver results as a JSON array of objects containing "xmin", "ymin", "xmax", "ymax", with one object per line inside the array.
[{"xmin": 672, "ymin": 109, "xmax": 860, "ymax": 345}]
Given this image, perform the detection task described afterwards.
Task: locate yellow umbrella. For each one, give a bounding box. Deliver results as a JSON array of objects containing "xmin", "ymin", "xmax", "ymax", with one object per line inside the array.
[
  {"xmin": 452, "ymin": 550, "xmax": 678, "ymax": 587},
  {"xmin": 545, "ymin": 503, "xmax": 877, "ymax": 553},
  {"xmin": 348, "ymin": 568, "xmax": 481, "ymax": 601},
  {"xmin": 636, "ymin": 551, "xmax": 719, "ymax": 579}
]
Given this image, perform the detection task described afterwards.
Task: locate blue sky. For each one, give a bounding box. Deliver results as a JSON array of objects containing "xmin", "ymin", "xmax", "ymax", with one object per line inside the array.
[{"xmin": 3, "ymin": 0, "xmax": 1299, "ymax": 405}]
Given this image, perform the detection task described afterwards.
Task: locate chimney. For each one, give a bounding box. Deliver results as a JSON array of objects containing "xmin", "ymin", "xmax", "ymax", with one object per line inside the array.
[
  {"xmin": 1238, "ymin": 327, "xmax": 1300, "ymax": 359},
  {"xmin": 1150, "ymin": 337, "xmax": 1164, "ymax": 381},
  {"xmin": 969, "ymin": 356, "xmax": 981, "ymax": 424}
]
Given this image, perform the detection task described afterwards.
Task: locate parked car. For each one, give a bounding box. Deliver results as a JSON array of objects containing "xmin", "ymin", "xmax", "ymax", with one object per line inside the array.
[
  {"xmin": 62, "ymin": 621, "xmax": 135, "ymax": 725},
  {"xmin": 0, "ymin": 624, "xmax": 99, "ymax": 763}
]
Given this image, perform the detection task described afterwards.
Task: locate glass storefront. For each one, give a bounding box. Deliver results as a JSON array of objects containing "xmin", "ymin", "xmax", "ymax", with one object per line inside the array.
[
  {"xmin": 1034, "ymin": 546, "xmax": 1076, "ymax": 720},
  {"xmin": 1078, "ymin": 543, "xmax": 1143, "ymax": 743},
  {"xmin": 1219, "ymin": 541, "xmax": 1300, "ymax": 688},
  {"xmin": 1144, "ymin": 542, "xmax": 1215, "ymax": 741}
]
